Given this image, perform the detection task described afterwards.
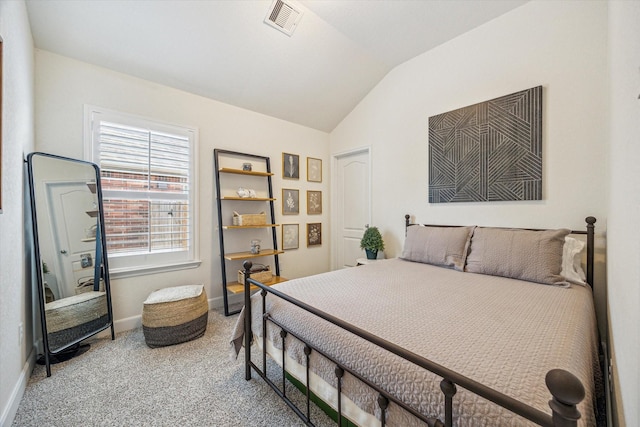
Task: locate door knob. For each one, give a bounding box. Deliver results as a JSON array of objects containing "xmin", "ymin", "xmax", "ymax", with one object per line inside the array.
[{"xmin": 60, "ymin": 250, "xmax": 67, "ymax": 254}]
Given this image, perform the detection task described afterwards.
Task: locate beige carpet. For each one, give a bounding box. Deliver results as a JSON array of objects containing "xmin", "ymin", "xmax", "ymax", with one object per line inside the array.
[{"xmin": 12, "ymin": 308, "xmax": 333, "ymax": 427}]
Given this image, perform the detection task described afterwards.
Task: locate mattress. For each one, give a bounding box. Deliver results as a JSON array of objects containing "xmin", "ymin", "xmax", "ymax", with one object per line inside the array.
[{"xmin": 231, "ymin": 258, "xmax": 600, "ymax": 426}]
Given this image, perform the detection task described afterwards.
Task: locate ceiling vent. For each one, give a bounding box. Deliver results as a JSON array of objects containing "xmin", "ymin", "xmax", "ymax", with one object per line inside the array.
[{"xmin": 264, "ymin": 0, "xmax": 303, "ymax": 36}]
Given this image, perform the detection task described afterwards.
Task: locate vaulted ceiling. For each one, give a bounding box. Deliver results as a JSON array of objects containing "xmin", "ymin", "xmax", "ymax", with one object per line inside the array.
[{"xmin": 25, "ymin": 0, "xmax": 528, "ymax": 132}]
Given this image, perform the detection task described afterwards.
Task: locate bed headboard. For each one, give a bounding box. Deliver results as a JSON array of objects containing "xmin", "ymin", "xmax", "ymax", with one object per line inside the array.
[{"xmin": 404, "ymin": 214, "xmax": 596, "ymax": 288}]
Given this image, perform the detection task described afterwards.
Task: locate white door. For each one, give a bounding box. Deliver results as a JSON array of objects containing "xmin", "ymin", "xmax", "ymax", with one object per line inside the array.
[
  {"xmin": 46, "ymin": 182, "xmax": 99, "ymax": 298},
  {"xmin": 333, "ymin": 149, "xmax": 371, "ymax": 269}
]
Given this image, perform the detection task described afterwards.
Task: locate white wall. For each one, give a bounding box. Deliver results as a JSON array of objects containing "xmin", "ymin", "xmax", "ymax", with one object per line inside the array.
[
  {"xmin": 330, "ymin": 0, "xmax": 618, "ymax": 421},
  {"xmin": 34, "ymin": 50, "xmax": 331, "ymax": 330},
  {"xmin": 607, "ymin": 1, "xmax": 640, "ymax": 426},
  {"xmin": 331, "ymin": 0, "xmax": 608, "ymax": 247},
  {"xmin": 0, "ymin": 0, "xmax": 35, "ymax": 425}
]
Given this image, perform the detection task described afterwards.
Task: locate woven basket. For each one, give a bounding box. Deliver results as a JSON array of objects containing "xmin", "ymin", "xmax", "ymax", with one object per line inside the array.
[
  {"xmin": 142, "ymin": 284, "xmax": 208, "ymax": 348},
  {"xmin": 232, "ymin": 211, "xmax": 266, "ymax": 226},
  {"xmin": 238, "ymin": 266, "xmax": 272, "ymax": 284}
]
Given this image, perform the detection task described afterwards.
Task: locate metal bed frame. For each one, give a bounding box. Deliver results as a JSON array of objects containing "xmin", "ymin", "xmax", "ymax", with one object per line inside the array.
[{"xmin": 241, "ymin": 216, "xmax": 598, "ymax": 427}]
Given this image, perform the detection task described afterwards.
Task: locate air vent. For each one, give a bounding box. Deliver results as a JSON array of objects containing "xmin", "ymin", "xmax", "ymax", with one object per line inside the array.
[{"xmin": 264, "ymin": 0, "xmax": 303, "ymax": 36}]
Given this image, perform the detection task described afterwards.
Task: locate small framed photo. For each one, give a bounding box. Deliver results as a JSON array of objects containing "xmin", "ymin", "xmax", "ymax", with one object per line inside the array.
[
  {"xmin": 307, "ymin": 157, "xmax": 322, "ymax": 182},
  {"xmin": 283, "ymin": 152, "xmax": 299, "ymax": 179},
  {"xmin": 282, "ymin": 224, "xmax": 299, "ymax": 250},
  {"xmin": 307, "ymin": 190, "xmax": 322, "ymax": 215},
  {"xmin": 282, "ymin": 189, "xmax": 299, "ymax": 215},
  {"xmin": 307, "ymin": 223, "xmax": 322, "ymax": 246}
]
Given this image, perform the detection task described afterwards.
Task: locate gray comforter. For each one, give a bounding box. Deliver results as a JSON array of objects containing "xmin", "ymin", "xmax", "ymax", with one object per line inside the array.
[{"xmin": 231, "ymin": 258, "xmax": 599, "ymax": 426}]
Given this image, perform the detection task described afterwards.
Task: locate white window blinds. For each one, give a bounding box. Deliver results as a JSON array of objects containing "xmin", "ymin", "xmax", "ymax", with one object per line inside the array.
[{"xmin": 86, "ymin": 107, "xmax": 198, "ymax": 275}]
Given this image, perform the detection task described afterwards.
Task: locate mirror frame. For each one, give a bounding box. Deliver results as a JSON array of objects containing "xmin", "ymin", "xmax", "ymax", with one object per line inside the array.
[{"xmin": 26, "ymin": 152, "xmax": 115, "ymax": 376}]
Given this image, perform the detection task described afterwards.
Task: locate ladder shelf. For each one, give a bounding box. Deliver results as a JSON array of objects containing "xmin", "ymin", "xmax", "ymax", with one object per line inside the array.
[{"xmin": 214, "ymin": 149, "xmax": 286, "ymax": 316}]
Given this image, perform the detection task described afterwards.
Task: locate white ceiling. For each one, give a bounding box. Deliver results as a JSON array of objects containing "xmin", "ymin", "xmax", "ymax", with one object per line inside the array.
[{"xmin": 25, "ymin": 0, "xmax": 528, "ymax": 132}]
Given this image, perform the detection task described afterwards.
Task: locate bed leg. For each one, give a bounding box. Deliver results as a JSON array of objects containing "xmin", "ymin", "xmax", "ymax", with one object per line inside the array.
[
  {"xmin": 546, "ymin": 369, "xmax": 585, "ymax": 427},
  {"xmin": 262, "ymin": 290, "xmax": 267, "ymax": 374},
  {"xmin": 440, "ymin": 378, "xmax": 457, "ymax": 427},
  {"xmin": 304, "ymin": 345, "xmax": 312, "ymax": 422},
  {"xmin": 243, "ymin": 261, "xmax": 253, "ymax": 381},
  {"xmin": 280, "ymin": 330, "xmax": 288, "ymax": 396},
  {"xmin": 377, "ymin": 394, "xmax": 389, "ymax": 427},
  {"xmin": 335, "ymin": 366, "xmax": 345, "ymax": 427}
]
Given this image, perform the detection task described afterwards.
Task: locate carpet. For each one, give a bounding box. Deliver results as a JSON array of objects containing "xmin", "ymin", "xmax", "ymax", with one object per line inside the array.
[{"xmin": 12, "ymin": 308, "xmax": 333, "ymax": 427}]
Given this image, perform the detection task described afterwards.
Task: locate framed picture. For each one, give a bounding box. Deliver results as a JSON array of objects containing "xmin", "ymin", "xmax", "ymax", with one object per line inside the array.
[
  {"xmin": 307, "ymin": 190, "xmax": 322, "ymax": 215},
  {"xmin": 282, "ymin": 189, "xmax": 299, "ymax": 215},
  {"xmin": 307, "ymin": 157, "xmax": 322, "ymax": 182},
  {"xmin": 282, "ymin": 224, "xmax": 299, "ymax": 250},
  {"xmin": 282, "ymin": 152, "xmax": 299, "ymax": 179},
  {"xmin": 307, "ymin": 223, "xmax": 322, "ymax": 246}
]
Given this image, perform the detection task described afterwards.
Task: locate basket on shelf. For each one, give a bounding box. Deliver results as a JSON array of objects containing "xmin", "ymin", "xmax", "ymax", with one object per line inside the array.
[
  {"xmin": 232, "ymin": 211, "xmax": 267, "ymax": 226},
  {"xmin": 238, "ymin": 265, "xmax": 272, "ymax": 284}
]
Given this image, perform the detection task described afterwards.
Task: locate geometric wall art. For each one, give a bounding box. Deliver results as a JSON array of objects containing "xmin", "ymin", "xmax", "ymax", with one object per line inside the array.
[{"xmin": 428, "ymin": 86, "xmax": 542, "ymax": 203}]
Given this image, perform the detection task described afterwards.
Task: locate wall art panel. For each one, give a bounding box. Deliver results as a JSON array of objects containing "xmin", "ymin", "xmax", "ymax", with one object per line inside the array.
[{"xmin": 428, "ymin": 86, "xmax": 542, "ymax": 203}]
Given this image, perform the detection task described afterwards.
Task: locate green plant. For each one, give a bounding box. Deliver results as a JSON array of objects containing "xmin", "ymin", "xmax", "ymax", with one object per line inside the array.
[{"xmin": 360, "ymin": 226, "xmax": 385, "ymax": 251}]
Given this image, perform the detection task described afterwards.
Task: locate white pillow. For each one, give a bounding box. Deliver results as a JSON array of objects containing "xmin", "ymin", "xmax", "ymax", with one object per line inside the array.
[{"xmin": 561, "ymin": 236, "xmax": 587, "ymax": 285}]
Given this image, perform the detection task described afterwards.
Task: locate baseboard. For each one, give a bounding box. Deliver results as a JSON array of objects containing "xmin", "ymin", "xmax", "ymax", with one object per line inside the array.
[
  {"xmin": 220, "ymin": 293, "xmax": 245, "ymax": 311},
  {"xmin": 0, "ymin": 345, "xmax": 37, "ymax": 427},
  {"xmin": 208, "ymin": 295, "xmax": 227, "ymax": 310},
  {"xmin": 116, "ymin": 315, "xmax": 141, "ymax": 333},
  {"xmin": 95, "ymin": 295, "xmax": 229, "ymax": 338},
  {"xmin": 89, "ymin": 315, "xmax": 135, "ymax": 339}
]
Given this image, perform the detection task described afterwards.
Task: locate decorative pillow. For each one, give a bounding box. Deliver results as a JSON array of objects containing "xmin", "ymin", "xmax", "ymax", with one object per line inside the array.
[
  {"xmin": 561, "ymin": 236, "xmax": 587, "ymax": 285},
  {"xmin": 401, "ymin": 225, "xmax": 475, "ymax": 271},
  {"xmin": 465, "ymin": 227, "xmax": 571, "ymax": 286}
]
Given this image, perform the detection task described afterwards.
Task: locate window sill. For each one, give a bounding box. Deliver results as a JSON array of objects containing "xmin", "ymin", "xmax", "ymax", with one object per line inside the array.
[{"xmin": 109, "ymin": 259, "xmax": 202, "ymax": 279}]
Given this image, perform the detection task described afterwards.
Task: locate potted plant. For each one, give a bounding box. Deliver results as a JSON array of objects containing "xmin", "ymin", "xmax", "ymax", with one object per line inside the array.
[{"xmin": 360, "ymin": 226, "xmax": 385, "ymax": 260}]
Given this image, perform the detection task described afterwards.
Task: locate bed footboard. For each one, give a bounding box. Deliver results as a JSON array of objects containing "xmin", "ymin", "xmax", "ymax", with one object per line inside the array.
[{"xmin": 241, "ymin": 260, "xmax": 587, "ymax": 427}]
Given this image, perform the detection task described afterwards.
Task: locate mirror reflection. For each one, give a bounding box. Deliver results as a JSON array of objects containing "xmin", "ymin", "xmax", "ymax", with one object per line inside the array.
[{"xmin": 27, "ymin": 152, "xmax": 114, "ymax": 376}]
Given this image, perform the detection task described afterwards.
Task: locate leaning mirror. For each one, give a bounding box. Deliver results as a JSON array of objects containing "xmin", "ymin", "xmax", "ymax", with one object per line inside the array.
[{"xmin": 27, "ymin": 152, "xmax": 114, "ymax": 376}]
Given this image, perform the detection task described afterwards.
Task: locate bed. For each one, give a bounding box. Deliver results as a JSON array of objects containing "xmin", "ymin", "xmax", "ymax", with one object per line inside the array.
[{"xmin": 231, "ymin": 216, "xmax": 602, "ymax": 427}]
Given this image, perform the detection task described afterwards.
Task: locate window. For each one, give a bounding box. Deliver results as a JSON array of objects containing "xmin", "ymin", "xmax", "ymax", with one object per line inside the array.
[{"xmin": 85, "ymin": 106, "xmax": 199, "ymax": 276}]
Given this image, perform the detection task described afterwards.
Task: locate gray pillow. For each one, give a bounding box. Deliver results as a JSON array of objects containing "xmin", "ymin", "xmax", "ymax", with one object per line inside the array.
[
  {"xmin": 401, "ymin": 225, "xmax": 475, "ymax": 271},
  {"xmin": 465, "ymin": 227, "xmax": 571, "ymax": 286}
]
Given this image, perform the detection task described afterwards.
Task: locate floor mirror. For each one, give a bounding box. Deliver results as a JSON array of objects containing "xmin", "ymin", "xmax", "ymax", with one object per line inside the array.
[{"xmin": 26, "ymin": 152, "xmax": 115, "ymax": 377}]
